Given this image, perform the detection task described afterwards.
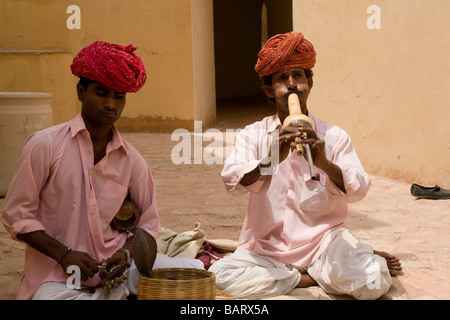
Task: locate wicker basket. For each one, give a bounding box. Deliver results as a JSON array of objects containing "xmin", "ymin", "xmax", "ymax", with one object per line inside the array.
[{"xmin": 137, "ymin": 268, "xmax": 216, "ymax": 300}]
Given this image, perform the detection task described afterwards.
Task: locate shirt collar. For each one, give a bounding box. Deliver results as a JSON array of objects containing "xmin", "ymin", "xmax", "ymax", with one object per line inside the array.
[
  {"xmin": 70, "ymin": 113, "xmax": 128, "ymax": 156},
  {"xmin": 70, "ymin": 113, "xmax": 86, "ymax": 138}
]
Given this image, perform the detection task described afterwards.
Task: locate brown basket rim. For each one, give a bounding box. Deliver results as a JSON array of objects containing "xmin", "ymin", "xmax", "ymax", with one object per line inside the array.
[
  {"xmin": 140, "ymin": 268, "xmax": 215, "ymax": 282},
  {"xmin": 137, "ymin": 268, "xmax": 216, "ymax": 300}
]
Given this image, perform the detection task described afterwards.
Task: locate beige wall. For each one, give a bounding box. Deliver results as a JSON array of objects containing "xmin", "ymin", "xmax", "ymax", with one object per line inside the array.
[
  {"xmin": 293, "ymin": 0, "xmax": 450, "ymax": 187},
  {"xmin": 0, "ymin": 0, "xmax": 216, "ymax": 132}
]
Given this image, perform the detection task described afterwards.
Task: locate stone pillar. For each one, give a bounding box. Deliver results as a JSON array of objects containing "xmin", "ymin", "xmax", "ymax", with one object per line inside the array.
[{"xmin": 0, "ymin": 92, "xmax": 53, "ymax": 196}]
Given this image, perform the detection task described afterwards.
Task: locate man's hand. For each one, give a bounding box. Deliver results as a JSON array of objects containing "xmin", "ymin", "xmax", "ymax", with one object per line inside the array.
[
  {"xmin": 293, "ymin": 126, "xmax": 327, "ymax": 168},
  {"xmin": 59, "ymin": 249, "xmax": 100, "ymax": 281},
  {"xmin": 280, "ymin": 125, "xmax": 346, "ymax": 193},
  {"xmin": 17, "ymin": 230, "xmax": 101, "ymax": 281},
  {"xmin": 276, "ymin": 126, "xmax": 302, "ymax": 163},
  {"xmin": 98, "ymin": 250, "xmax": 128, "ymax": 280},
  {"xmin": 98, "ymin": 237, "xmax": 133, "ymax": 280}
]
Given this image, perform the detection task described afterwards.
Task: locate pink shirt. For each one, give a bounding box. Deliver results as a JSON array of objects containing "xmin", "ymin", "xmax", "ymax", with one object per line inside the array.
[
  {"xmin": 222, "ymin": 114, "xmax": 371, "ymax": 267},
  {"xmin": 2, "ymin": 113, "xmax": 160, "ymax": 299}
]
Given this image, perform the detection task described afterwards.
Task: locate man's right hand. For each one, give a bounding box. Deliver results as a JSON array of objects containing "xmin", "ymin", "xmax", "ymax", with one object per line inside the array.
[
  {"xmin": 17, "ymin": 230, "xmax": 100, "ymax": 281},
  {"xmin": 59, "ymin": 249, "xmax": 100, "ymax": 281},
  {"xmin": 277, "ymin": 126, "xmax": 302, "ymax": 163}
]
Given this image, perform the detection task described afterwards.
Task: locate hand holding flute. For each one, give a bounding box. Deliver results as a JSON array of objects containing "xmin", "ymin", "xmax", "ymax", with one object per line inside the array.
[{"xmin": 282, "ymin": 93, "xmax": 317, "ymax": 180}]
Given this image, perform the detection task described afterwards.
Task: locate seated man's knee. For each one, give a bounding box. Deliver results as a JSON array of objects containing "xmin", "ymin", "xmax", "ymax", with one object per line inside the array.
[{"xmin": 351, "ymin": 268, "xmax": 392, "ymax": 300}]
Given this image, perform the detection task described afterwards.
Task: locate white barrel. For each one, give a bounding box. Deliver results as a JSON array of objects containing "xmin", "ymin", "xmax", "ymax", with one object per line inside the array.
[{"xmin": 0, "ymin": 92, "xmax": 53, "ymax": 196}]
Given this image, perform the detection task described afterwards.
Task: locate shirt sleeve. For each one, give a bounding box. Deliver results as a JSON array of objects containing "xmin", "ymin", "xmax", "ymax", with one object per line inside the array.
[
  {"xmin": 325, "ymin": 132, "xmax": 371, "ymax": 203},
  {"xmin": 128, "ymin": 155, "xmax": 160, "ymax": 240},
  {"xmin": 1, "ymin": 131, "xmax": 53, "ymax": 240},
  {"xmin": 221, "ymin": 126, "xmax": 273, "ymax": 195}
]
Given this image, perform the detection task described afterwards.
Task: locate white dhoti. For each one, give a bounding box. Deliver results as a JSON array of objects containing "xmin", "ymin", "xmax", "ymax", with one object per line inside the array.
[
  {"xmin": 209, "ymin": 249, "xmax": 301, "ymax": 299},
  {"xmin": 210, "ymin": 228, "xmax": 392, "ymax": 300},
  {"xmin": 307, "ymin": 228, "xmax": 392, "ymax": 300},
  {"xmin": 32, "ymin": 253, "xmax": 204, "ymax": 300}
]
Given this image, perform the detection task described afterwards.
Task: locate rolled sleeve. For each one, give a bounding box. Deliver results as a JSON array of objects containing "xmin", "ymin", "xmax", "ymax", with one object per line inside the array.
[
  {"xmin": 222, "ymin": 159, "xmax": 273, "ymax": 195},
  {"xmin": 326, "ymin": 132, "xmax": 371, "ymax": 202},
  {"xmin": 340, "ymin": 165, "xmax": 371, "ymax": 202},
  {"xmin": 221, "ymin": 122, "xmax": 275, "ymax": 195},
  {"xmin": 9, "ymin": 220, "xmax": 46, "ymax": 240},
  {"xmin": 2, "ymin": 131, "xmax": 52, "ymax": 240}
]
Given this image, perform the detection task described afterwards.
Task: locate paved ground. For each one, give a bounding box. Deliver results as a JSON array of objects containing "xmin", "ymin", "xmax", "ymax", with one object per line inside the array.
[{"xmin": 1, "ymin": 97, "xmax": 449, "ymax": 299}]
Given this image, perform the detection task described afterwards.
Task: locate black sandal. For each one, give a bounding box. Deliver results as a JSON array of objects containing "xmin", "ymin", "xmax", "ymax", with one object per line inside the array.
[{"xmin": 410, "ymin": 183, "xmax": 450, "ymax": 199}]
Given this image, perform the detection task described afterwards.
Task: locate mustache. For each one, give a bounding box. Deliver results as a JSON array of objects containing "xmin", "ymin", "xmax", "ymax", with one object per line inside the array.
[
  {"xmin": 102, "ymin": 106, "xmax": 117, "ymax": 112},
  {"xmin": 284, "ymin": 89, "xmax": 304, "ymax": 99}
]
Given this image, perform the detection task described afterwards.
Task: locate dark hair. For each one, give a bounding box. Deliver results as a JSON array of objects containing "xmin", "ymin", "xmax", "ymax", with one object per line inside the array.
[
  {"xmin": 78, "ymin": 77, "xmax": 94, "ymax": 89},
  {"xmin": 261, "ymin": 69, "xmax": 314, "ymax": 104}
]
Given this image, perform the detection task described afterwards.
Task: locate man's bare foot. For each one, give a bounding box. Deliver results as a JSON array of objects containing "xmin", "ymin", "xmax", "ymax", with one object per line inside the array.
[
  {"xmin": 374, "ymin": 250, "xmax": 402, "ymax": 276},
  {"xmin": 296, "ymin": 272, "xmax": 318, "ymax": 288}
]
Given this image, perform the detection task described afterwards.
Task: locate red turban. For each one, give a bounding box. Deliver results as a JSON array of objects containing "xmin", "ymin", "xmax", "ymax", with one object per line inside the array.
[
  {"xmin": 255, "ymin": 32, "xmax": 316, "ymax": 78},
  {"xmin": 71, "ymin": 41, "xmax": 147, "ymax": 93}
]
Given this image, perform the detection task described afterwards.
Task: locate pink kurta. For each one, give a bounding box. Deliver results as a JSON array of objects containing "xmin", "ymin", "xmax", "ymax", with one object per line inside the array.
[
  {"xmin": 2, "ymin": 113, "xmax": 160, "ymax": 299},
  {"xmin": 221, "ymin": 114, "xmax": 371, "ymax": 267}
]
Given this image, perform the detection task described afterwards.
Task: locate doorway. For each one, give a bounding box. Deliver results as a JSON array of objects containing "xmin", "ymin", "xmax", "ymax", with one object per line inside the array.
[{"xmin": 213, "ymin": 0, "xmax": 293, "ymax": 128}]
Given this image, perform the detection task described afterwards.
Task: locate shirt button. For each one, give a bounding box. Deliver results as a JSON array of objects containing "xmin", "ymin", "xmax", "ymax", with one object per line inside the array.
[{"xmin": 90, "ymin": 192, "xmax": 95, "ymax": 198}]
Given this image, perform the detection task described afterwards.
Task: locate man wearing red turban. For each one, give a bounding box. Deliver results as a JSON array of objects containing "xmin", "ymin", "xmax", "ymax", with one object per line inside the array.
[
  {"xmin": 255, "ymin": 31, "xmax": 316, "ymax": 78},
  {"xmin": 71, "ymin": 41, "xmax": 147, "ymax": 93},
  {"xmin": 210, "ymin": 32, "xmax": 402, "ymax": 300},
  {"xmin": 2, "ymin": 41, "xmax": 204, "ymax": 299}
]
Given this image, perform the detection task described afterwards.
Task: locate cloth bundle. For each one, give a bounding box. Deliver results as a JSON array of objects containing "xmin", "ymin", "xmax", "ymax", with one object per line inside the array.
[
  {"xmin": 157, "ymin": 222, "xmax": 206, "ymax": 259},
  {"xmin": 156, "ymin": 222, "xmax": 237, "ymax": 269}
]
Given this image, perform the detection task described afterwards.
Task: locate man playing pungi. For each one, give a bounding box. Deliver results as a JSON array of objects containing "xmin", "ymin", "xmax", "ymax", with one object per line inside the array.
[{"xmin": 210, "ymin": 32, "xmax": 401, "ymax": 300}]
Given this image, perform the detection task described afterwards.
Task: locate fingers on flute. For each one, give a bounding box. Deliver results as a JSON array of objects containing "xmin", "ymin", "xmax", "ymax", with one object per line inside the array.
[
  {"xmin": 297, "ymin": 126, "xmax": 316, "ymax": 138},
  {"xmin": 311, "ymin": 140, "xmax": 325, "ymax": 149},
  {"xmin": 278, "ymin": 133, "xmax": 301, "ymax": 144}
]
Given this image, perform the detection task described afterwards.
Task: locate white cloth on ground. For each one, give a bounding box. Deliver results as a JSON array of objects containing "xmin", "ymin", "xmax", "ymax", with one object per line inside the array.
[
  {"xmin": 210, "ymin": 228, "xmax": 392, "ymax": 300},
  {"xmin": 32, "ymin": 253, "xmax": 204, "ymax": 300}
]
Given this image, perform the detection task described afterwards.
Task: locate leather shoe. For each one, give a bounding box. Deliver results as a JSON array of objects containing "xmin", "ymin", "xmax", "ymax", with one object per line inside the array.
[{"xmin": 410, "ymin": 183, "xmax": 450, "ymax": 199}]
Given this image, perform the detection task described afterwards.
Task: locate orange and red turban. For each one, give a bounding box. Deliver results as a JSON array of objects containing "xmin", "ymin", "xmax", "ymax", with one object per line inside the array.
[
  {"xmin": 71, "ymin": 41, "xmax": 147, "ymax": 93},
  {"xmin": 255, "ymin": 32, "xmax": 316, "ymax": 78}
]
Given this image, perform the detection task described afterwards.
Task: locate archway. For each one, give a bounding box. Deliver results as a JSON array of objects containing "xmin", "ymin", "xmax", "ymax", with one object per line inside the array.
[{"xmin": 213, "ymin": 0, "xmax": 293, "ymax": 128}]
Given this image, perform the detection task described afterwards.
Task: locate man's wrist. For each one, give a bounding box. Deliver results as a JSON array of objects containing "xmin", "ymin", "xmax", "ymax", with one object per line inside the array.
[
  {"xmin": 317, "ymin": 159, "xmax": 333, "ymax": 173},
  {"xmin": 117, "ymin": 248, "xmax": 131, "ymax": 262},
  {"xmin": 57, "ymin": 247, "xmax": 72, "ymax": 265}
]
